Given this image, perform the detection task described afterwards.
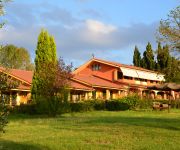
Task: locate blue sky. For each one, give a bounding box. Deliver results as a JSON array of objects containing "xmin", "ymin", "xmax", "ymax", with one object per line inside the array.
[{"xmin": 0, "ymin": 0, "xmax": 179, "ymax": 67}]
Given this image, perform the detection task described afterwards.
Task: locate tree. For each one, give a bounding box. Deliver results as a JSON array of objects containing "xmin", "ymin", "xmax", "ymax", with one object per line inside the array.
[
  {"xmin": 31, "ymin": 29, "xmax": 72, "ymax": 116},
  {"xmin": 157, "ymin": 6, "xmax": 180, "ymax": 52},
  {"xmin": 156, "ymin": 43, "xmax": 171, "ymax": 71},
  {"xmin": 0, "ymin": 0, "xmax": 10, "ymax": 28},
  {"xmin": 36, "ymin": 58, "xmax": 72, "ymax": 116},
  {"xmin": 31, "ymin": 29, "xmax": 57, "ymax": 98},
  {"xmin": 0, "ymin": 0, "xmax": 11, "ymax": 134},
  {"xmin": 0, "ymin": 70, "xmax": 19, "ymax": 133},
  {"xmin": 0, "ymin": 45, "xmax": 34, "ymax": 70},
  {"xmin": 165, "ymin": 57, "xmax": 180, "ymax": 83},
  {"xmin": 133, "ymin": 46, "xmax": 141, "ymax": 67},
  {"xmin": 141, "ymin": 42, "xmax": 155, "ymax": 70}
]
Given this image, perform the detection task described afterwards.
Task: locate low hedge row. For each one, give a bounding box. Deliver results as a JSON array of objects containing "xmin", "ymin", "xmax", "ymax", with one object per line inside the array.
[{"xmin": 10, "ymin": 95, "xmax": 180, "ymax": 115}]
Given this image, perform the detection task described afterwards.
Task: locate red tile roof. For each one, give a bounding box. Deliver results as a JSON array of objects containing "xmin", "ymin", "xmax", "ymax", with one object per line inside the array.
[
  {"xmin": 73, "ymin": 74, "xmax": 123, "ymax": 89},
  {"xmin": 69, "ymin": 80, "xmax": 93, "ymax": 91},
  {"xmin": 0, "ymin": 67, "xmax": 33, "ymax": 84}
]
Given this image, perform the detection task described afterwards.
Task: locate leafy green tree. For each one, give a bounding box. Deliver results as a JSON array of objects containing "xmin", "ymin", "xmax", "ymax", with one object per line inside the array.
[
  {"xmin": 0, "ymin": 45, "xmax": 34, "ymax": 70},
  {"xmin": 133, "ymin": 46, "xmax": 141, "ymax": 67},
  {"xmin": 31, "ymin": 29, "xmax": 72, "ymax": 116},
  {"xmin": 36, "ymin": 58, "xmax": 72, "ymax": 116},
  {"xmin": 0, "ymin": 71, "xmax": 20, "ymax": 133},
  {"xmin": 157, "ymin": 6, "xmax": 180, "ymax": 52},
  {"xmin": 0, "ymin": 0, "xmax": 11, "ymax": 134},
  {"xmin": 141, "ymin": 42, "xmax": 155, "ymax": 70},
  {"xmin": 31, "ymin": 29, "xmax": 57, "ymax": 101}
]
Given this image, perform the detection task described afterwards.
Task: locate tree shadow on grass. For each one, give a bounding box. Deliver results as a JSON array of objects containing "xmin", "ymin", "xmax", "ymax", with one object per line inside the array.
[
  {"xmin": 83, "ymin": 116, "xmax": 180, "ymax": 131},
  {"xmin": 0, "ymin": 140, "xmax": 50, "ymax": 150}
]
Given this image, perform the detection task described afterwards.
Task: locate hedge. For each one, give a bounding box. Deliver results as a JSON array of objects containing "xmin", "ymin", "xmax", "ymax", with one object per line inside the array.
[{"xmin": 10, "ymin": 95, "xmax": 180, "ymax": 115}]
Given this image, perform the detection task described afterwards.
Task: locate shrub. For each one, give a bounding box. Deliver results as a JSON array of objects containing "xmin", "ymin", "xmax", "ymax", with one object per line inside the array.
[
  {"xmin": 12, "ymin": 103, "xmax": 37, "ymax": 115},
  {"xmin": 105, "ymin": 100, "xmax": 130, "ymax": 111},
  {"xmin": 0, "ymin": 102, "xmax": 8, "ymax": 133},
  {"xmin": 93, "ymin": 100, "xmax": 106, "ymax": 110},
  {"xmin": 121, "ymin": 95, "xmax": 140, "ymax": 110},
  {"xmin": 139, "ymin": 99, "xmax": 153, "ymax": 109},
  {"xmin": 70, "ymin": 101, "xmax": 94, "ymax": 112}
]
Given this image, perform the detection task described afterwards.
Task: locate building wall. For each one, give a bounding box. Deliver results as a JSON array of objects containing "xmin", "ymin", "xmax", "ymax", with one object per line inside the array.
[{"xmin": 78, "ymin": 62, "xmax": 116, "ymax": 81}]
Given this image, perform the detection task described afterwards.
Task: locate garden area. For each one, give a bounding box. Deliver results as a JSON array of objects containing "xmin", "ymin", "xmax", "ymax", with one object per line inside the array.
[{"xmin": 0, "ymin": 109, "xmax": 180, "ymax": 150}]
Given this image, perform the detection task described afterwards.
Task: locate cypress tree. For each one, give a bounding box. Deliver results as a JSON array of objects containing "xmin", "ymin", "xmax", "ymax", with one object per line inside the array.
[
  {"xmin": 142, "ymin": 42, "xmax": 155, "ymax": 70},
  {"xmin": 157, "ymin": 43, "xmax": 170, "ymax": 71},
  {"xmin": 31, "ymin": 29, "xmax": 57, "ymax": 100},
  {"xmin": 133, "ymin": 46, "xmax": 141, "ymax": 67},
  {"xmin": 49, "ymin": 36, "xmax": 57, "ymax": 62}
]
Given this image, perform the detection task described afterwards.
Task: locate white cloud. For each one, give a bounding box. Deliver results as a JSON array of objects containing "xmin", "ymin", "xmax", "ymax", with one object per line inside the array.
[{"xmin": 85, "ymin": 19, "xmax": 117, "ymax": 34}]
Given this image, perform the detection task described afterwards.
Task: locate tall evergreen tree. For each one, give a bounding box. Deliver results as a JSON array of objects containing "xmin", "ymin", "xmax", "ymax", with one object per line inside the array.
[
  {"xmin": 49, "ymin": 36, "xmax": 57, "ymax": 62},
  {"xmin": 157, "ymin": 43, "xmax": 170, "ymax": 71},
  {"xmin": 31, "ymin": 29, "xmax": 57, "ymax": 99},
  {"xmin": 141, "ymin": 42, "xmax": 155, "ymax": 70},
  {"xmin": 165, "ymin": 57, "xmax": 180, "ymax": 83},
  {"xmin": 133, "ymin": 46, "xmax": 141, "ymax": 67}
]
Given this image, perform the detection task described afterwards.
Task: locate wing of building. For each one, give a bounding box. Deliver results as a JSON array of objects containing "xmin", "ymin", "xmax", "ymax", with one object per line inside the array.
[{"xmin": 0, "ymin": 58, "xmax": 179, "ymax": 106}]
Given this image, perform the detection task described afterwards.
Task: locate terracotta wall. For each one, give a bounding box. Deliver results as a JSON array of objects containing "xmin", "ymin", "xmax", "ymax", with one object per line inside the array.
[{"xmin": 78, "ymin": 62, "xmax": 116, "ymax": 81}]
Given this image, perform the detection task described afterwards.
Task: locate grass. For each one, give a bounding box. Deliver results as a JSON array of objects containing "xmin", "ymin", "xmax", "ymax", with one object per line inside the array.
[{"xmin": 0, "ymin": 110, "xmax": 180, "ymax": 150}]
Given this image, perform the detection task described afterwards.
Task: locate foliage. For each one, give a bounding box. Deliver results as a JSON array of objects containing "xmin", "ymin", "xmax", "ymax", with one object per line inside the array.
[
  {"xmin": 31, "ymin": 29, "xmax": 72, "ymax": 117},
  {"xmin": 0, "ymin": 98, "xmax": 8, "ymax": 133},
  {"xmin": 121, "ymin": 94, "xmax": 141, "ymax": 110},
  {"xmin": 31, "ymin": 29, "xmax": 57, "ymax": 99},
  {"xmin": 0, "ymin": 0, "xmax": 11, "ymax": 134},
  {"xmin": 133, "ymin": 46, "xmax": 141, "ymax": 67},
  {"xmin": 156, "ymin": 43, "xmax": 170, "ymax": 70},
  {"xmin": 155, "ymin": 43, "xmax": 180, "ymax": 82},
  {"xmin": 157, "ymin": 6, "xmax": 180, "ymax": 53},
  {"xmin": 0, "ymin": 71, "xmax": 19, "ymax": 133},
  {"xmin": 0, "ymin": 0, "xmax": 10, "ymax": 28},
  {"xmin": 141, "ymin": 42, "xmax": 155, "ymax": 70},
  {"xmin": 105, "ymin": 100, "xmax": 130, "ymax": 111},
  {"xmin": 133, "ymin": 42, "xmax": 180, "ymax": 83},
  {"xmin": 164, "ymin": 56, "xmax": 180, "ymax": 83},
  {"xmin": 0, "ymin": 44, "xmax": 34, "ymax": 70}
]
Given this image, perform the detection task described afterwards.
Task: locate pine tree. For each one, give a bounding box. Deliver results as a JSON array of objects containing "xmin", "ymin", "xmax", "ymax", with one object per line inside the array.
[
  {"xmin": 142, "ymin": 42, "xmax": 155, "ymax": 70},
  {"xmin": 133, "ymin": 46, "xmax": 141, "ymax": 67},
  {"xmin": 31, "ymin": 29, "xmax": 57, "ymax": 99}
]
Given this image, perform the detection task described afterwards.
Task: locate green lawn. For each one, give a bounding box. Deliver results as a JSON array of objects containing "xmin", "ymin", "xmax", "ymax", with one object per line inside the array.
[{"xmin": 0, "ymin": 110, "xmax": 180, "ymax": 150}]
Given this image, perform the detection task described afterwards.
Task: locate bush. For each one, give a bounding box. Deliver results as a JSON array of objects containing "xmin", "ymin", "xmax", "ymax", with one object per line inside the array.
[
  {"xmin": 121, "ymin": 95, "xmax": 140, "ymax": 110},
  {"xmin": 70, "ymin": 101, "xmax": 94, "ymax": 112},
  {"xmin": 105, "ymin": 100, "xmax": 130, "ymax": 111},
  {"xmin": 139, "ymin": 99, "xmax": 153, "ymax": 109},
  {"xmin": 12, "ymin": 103, "xmax": 37, "ymax": 115},
  {"xmin": 93, "ymin": 100, "xmax": 106, "ymax": 110},
  {"xmin": 0, "ymin": 102, "xmax": 8, "ymax": 133},
  {"xmin": 70, "ymin": 99, "xmax": 130, "ymax": 112}
]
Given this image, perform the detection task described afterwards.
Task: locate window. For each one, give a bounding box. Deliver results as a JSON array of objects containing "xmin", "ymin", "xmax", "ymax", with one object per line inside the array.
[
  {"xmin": 140, "ymin": 79, "xmax": 147, "ymax": 82},
  {"xmin": 118, "ymin": 71, "xmax": 123, "ymax": 79},
  {"xmin": 92, "ymin": 64, "xmax": 101, "ymax": 71},
  {"xmin": 124, "ymin": 76, "xmax": 133, "ymax": 80}
]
